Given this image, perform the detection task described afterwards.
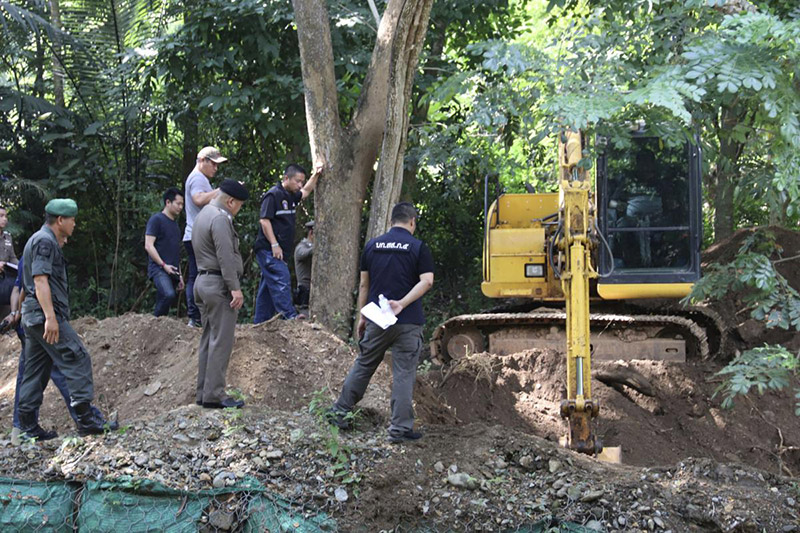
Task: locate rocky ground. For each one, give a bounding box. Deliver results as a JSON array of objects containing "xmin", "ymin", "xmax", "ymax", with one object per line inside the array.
[
  {"xmin": 0, "ymin": 314, "xmax": 796, "ymax": 531},
  {"xmin": 0, "ymin": 227, "xmax": 797, "ymax": 531},
  {"xmin": 0, "ymin": 400, "xmax": 797, "ymax": 532}
]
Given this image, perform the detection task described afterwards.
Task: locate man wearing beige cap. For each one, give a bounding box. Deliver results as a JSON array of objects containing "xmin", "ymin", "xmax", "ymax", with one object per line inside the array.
[{"xmin": 183, "ymin": 146, "xmax": 226, "ymax": 328}]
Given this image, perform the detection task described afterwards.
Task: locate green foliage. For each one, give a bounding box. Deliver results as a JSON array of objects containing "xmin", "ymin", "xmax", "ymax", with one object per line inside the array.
[
  {"xmin": 685, "ymin": 229, "xmax": 800, "ymax": 331},
  {"xmin": 307, "ymin": 389, "xmax": 360, "ymax": 485},
  {"xmin": 713, "ymin": 344, "xmax": 799, "ymax": 415}
]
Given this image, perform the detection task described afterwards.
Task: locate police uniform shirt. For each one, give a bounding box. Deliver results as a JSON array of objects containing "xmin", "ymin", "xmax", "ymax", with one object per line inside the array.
[
  {"xmin": 191, "ymin": 204, "xmax": 244, "ymax": 292},
  {"xmin": 361, "ymin": 226, "xmax": 434, "ymax": 325},
  {"xmin": 294, "ymin": 238, "xmax": 313, "ymax": 288},
  {"xmin": 253, "ymin": 183, "xmax": 303, "ymax": 254},
  {"xmin": 0, "ymin": 230, "xmax": 17, "ymax": 267},
  {"xmin": 21, "ymin": 225, "xmax": 70, "ymax": 327}
]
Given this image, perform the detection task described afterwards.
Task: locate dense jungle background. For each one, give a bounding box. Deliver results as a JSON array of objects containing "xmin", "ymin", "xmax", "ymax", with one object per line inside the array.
[{"xmin": 1, "ymin": 0, "xmax": 799, "ymax": 395}]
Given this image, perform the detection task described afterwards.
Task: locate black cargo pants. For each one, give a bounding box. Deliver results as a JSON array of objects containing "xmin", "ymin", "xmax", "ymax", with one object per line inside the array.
[
  {"xmin": 334, "ymin": 321, "xmax": 423, "ymax": 434},
  {"xmin": 18, "ymin": 320, "xmax": 95, "ymax": 413}
]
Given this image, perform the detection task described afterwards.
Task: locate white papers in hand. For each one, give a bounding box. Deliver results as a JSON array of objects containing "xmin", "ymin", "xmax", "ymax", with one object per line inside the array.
[{"xmin": 361, "ymin": 302, "xmax": 397, "ymax": 330}]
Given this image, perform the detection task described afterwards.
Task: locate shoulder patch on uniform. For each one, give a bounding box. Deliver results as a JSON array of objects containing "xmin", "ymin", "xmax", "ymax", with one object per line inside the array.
[{"xmin": 36, "ymin": 239, "xmax": 54, "ymax": 258}]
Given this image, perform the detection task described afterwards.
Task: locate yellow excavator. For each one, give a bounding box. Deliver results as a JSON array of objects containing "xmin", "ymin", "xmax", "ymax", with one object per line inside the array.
[{"xmin": 431, "ymin": 129, "xmax": 718, "ymax": 458}]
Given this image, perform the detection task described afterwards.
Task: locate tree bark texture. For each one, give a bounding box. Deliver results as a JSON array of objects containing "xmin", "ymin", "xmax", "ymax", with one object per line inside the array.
[
  {"xmin": 366, "ymin": 0, "xmax": 433, "ymax": 241},
  {"xmin": 293, "ymin": 0, "xmax": 433, "ymax": 336}
]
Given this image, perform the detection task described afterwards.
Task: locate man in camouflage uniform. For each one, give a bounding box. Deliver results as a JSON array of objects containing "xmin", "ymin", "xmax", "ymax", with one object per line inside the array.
[
  {"xmin": 17, "ymin": 199, "xmax": 118, "ymax": 439},
  {"xmin": 191, "ymin": 179, "xmax": 249, "ymax": 409}
]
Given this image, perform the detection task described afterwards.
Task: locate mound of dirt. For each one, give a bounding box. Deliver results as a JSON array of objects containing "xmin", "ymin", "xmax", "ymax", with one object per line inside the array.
[
  {"xmin": 701, "ymin": 226, "xmax": 800, "ymax": 353},
  {"xmin": 0, "ymin": 314, "xmax": 797, "ymax": 530},
  {"xmin": 0, "ymin": 314, "xmax": 392, "ymax": 433},
  {"xmin": 415, "ymin": 349, "xmax": 800, "ymax": 475}
]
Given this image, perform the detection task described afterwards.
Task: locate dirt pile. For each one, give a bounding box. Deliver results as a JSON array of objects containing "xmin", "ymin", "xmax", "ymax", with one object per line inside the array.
[
  {"xmin": 700, "ymin": 225, "xmax": 800, "ymax": 353},
  {"xmin": 0, "ymin": 314, "xmax": 392, "ymax": 433},
  {"xmin": 0, "ymin": 314, "xmax": 797, "ymax": 531},
  {"xmin": 415, "ymin": 348, "xmax": 800, "ymax": 476}
]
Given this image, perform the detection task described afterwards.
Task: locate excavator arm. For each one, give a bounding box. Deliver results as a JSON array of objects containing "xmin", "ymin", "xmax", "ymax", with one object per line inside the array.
[{"xmin": 556, "ymin": 130, "xmax": 602, "ymax": 455}]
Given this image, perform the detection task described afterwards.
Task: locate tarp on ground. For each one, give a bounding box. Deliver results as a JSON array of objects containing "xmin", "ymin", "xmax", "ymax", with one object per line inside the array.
[
  {"xmin": 0, "ymin": 476, "xmax": 76, "ymax": 532},
  {"xmin": 0, "ymin": 476, "xmax": 334, "ymax": 532},
  {"xmin": 78, "ymin": 476, "xmax": 335, "ymax": 532}
]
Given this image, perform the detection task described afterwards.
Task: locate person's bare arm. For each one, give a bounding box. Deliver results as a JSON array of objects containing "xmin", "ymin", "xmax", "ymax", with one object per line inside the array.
[
  {"xmin": 3, "ymin": 285, "xmax": 20, "ymax": 325},
  {"xmin": 34, "ymin": 275, "xmax": 59, "ymax": 344},
  {"xmin": 144, "ymin": 235, "xmax": 180, "ymax": 277},
  {"xmin": 388, "ymin": 272, "xmax": 434, "ymax": 316},
  {"xmin": 192, "ymin": 188, "xmax": 219, "ymax": 208},
  {"xmin": 300, "ymin": 162, "xmax": 324, "ymax": 200},
  {"xmin": 260, "ymin": 218, "xmax": 284, "ymax": 261}
]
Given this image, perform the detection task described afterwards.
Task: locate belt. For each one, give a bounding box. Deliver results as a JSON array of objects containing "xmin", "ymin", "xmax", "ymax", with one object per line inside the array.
[{"xmin": 198, "ymin": 270, "xmax": 222, "ymax": 276}]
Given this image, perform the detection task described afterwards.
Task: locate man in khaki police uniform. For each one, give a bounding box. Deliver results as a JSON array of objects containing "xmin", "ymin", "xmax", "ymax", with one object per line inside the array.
[
  {"xmin": 18, "ymin": 199, "xmax": 118, "ymax": 439},
  {"xmin": 191, "ymin": 179, "xmax": 248, "ymax": 409},
  {"xmin": 0, "ymin": 206, "xmax": 19, "ymax": 317}
]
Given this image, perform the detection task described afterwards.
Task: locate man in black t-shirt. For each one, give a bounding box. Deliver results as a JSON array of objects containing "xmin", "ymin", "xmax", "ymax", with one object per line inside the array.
[
  {"xmin": 253, "ymin": 163, "xmax": 322, "ymax": 323},
  {"xmin": 144, "ymin": 188, "xmax": 184, "ymax": 316},
  {"xmin": 329, "ymin": 202, "xmax": 434, "ymax": 443}
]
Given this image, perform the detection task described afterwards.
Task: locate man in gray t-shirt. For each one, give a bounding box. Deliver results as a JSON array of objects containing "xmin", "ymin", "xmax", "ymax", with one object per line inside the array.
[{"xmin": 183, "ymin": 146, "xmax": 225, "ymax": 327}]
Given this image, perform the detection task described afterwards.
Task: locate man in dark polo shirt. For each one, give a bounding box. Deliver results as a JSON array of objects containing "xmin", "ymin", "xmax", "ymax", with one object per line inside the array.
[
  {"xmin": 17, "ymin": 199, "xmax": 117, "ymax": 439},
  {"xmin": 328, "ymin": 202, "xmax": 434, "ymax": 443},
  {"xmin": 252, "ymin": 162, "xmax": 322, "ymax": 323},
  {"xmin": 144, "ymin": 187, "xmax": 184, "ymax": 316}
]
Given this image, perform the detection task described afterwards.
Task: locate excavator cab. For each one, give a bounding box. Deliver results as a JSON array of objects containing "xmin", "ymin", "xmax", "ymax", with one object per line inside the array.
[{"xmin": 596, "ymin": 136, "xmax": 703, "ymax": 299}]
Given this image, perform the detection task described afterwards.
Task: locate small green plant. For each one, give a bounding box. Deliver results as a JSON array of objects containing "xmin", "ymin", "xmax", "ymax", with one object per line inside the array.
[
  {"xmin": 713, "ymin": 344, "xmax": 800, "ymax": 414},
  {"xmin": 307, "ymin": 388, "xmax": 362, "ymax": 485},
  {"xmin": 59, "ymin": 436, "xmax": 83, "ymax": 450},
  {"xmin": 226, "ymin": 388, "xmax": 247, "ymax": 402},
  {"xmin": 116, "ymin": 424, "xmax": 132, "ymax": 436},
  {"xmin": 222, "ymin": 408, "xmax": 245, "ymax": 437},
  {"xmin": 418, "ymin": 359, "xmax": 433, "ymax": 375}
]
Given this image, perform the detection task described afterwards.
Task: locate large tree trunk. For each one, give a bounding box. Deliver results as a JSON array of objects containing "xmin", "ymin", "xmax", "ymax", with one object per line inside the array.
[
  {"xmin": 365, "ymin": 0, "xmax": 433, "ymax": 240},
  {"xmin": 293, "ymin": 0, "xmax": 434, "ymax": 336}
]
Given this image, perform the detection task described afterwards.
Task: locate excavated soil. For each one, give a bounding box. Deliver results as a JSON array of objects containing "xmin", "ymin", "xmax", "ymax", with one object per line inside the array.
[
  {"xmin": 701, "ymin": 226, "xmax": 800, "ymax": 355},
  {"xmin": 0, "ymin": 227, "xmax": 795, "ymax": 530}
]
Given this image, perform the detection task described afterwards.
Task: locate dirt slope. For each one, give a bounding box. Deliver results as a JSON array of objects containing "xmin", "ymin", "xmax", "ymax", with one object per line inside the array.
[{"xmin": 0, "ymin": 313, "xmax": 796, "ymax": 530}]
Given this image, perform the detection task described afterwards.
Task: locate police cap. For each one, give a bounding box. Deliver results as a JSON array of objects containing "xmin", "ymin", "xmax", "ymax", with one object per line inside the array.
[
  {"xmin": 219, "ymin": 179, "xmax": 249, "ymax": 201},
  {"xmin": 45, "ymin": 198, "xmax": 78, "ymax": 217},
  {"xmin": 304, "ymin": 220, "xmax": 315, "ymax": 229}
]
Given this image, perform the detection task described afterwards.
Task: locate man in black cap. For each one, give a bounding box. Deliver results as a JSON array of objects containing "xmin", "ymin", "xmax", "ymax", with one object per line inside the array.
[
  {"xmin": 293, "ymin": 220, "xmax": 314, "ymax": 314},
  {"xmin": 191, "ymin": 179, "xmax": 248, "ymax": 408},
  {"xmin": 17, "ymin": 199, "xmax": 118, "ymax": 439}
]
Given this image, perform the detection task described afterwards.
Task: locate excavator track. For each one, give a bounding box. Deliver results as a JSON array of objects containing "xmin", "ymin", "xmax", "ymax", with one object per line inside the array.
[{"xmin": 431, "ymin": 311, "xmax": 711, "ymax": 364}]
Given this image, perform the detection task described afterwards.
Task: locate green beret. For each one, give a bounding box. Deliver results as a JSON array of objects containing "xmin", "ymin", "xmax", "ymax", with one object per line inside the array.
[{"xmin": 45, "ymin": 198, "xmax": 78, "ymax": 217}]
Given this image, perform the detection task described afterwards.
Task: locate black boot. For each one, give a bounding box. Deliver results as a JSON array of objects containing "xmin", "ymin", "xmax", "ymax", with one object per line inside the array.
[
  {"xmin": 74, "ymin": 403, "xmax": 107, "ymax": 436},
  {"xmin": 18, "ymin": 411, "xmax": 58, "ymax": 441}
]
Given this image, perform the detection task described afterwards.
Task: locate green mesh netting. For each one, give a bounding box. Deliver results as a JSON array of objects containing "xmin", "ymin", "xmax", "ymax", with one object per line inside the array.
[
  {"xmin": 0, "ymin": 476, "xmax": 334, "ymax": 532},
  {"xmin": 0, "ymin": 477, "xmax": 75, "ymax": 532}
]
